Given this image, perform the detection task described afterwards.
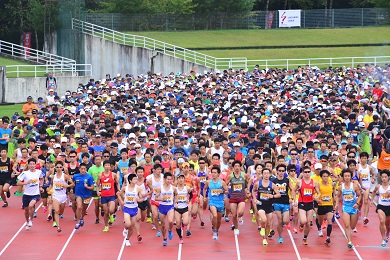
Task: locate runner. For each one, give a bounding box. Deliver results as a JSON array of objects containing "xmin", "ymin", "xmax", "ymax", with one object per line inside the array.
[
  {"xmin": 49, "ymin": 161, "xmax": 74, "ymax": 232},
  {"xmin": 287, "ymin": 164, "xmax": 299, "ymax": 234},
  {"xmin": 88, "ymin": 155, "xmax": 104, "ymax": 224},
  {"xmin": 134, "ymin": 166, "xmax": 148, "ymax": 242},
  {"xmin": 371, "ymin": 170, "xmax": 390, "ymax": 247},
  {"xmin": 17, "ymin": 158, "xmax": 44, "ymax": 230},
  {"xmin": 226, "ymin": 160, "xmax": 250, "ymax": 235},
  {"xmin": 196, "ymin": 157, "xmax": 209, "ymax": 226},
  {"xmin": 252, "ymin": 168, "xmax": 281, "ymax": 245},
  {"xmin": 96, "ymin": 160, "xmax": 120, "ymax": 232},
  {"xmin": 203, "ymin": 166, "xmax": 228, "ymax": 240},
  {"xmin": 174, "ymin": 173, "xmax": 192, "ymax": 244},
  {"xmin": 73, "ymin": 163, "xmax": 95, "ymax": 229},
  {"xmin": 117, "ymin": 173, "xmax": 144, "ymax": 247},
  {"xmin": 358, "ymin": 152, "xmax": 376, "ymax": 225},
  {"xmin": 335, "ymin": 168, "xmax": 362, "ymax": 249},
  {"xmin": 0, "ymin": 148, "xmax": 13, "ymax": 207},
  {"xmin": 155, "ymin": 172, "xmax": 175, "ymax": 246},
  {"xmin": 146, "ymin": 163, "xmax": 164, "ymax": 236},
  {"xmin": 292, "ymin": 166, "xmax": 320, "ymax": 245}
]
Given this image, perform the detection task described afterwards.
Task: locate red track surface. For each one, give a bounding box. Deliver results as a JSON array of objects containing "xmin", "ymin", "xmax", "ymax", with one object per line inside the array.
[{"xmin": 1, "ymin": 187, "xmax": 388, "ymax": 260}]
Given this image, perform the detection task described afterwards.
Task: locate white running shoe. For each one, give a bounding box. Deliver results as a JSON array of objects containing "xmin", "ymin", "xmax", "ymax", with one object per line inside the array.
[
  {"xmin": 152, "ymin": 225, "xmax": 156, "ymax": 230},
  {"xmin": 238, "ymin": 217, "xmax": 244, "ymax": 225},
  {"xmin": 212, "ymin": 231, "xmax": 218, "ymax": 240},
  {"xmin": 68, "ymin": 201, "xmax": 73, "ymax": 207},
  {"xmin": 318, "ymin": 230, "xmax": 324, "ymax": 237},
  {"xmin": 234, "ymin": 229, "xmax": 240, "ymax": 236},
  {"xmin": 125, "ymin": 239, "xmax": 131, "ymax": 247},
  {"xmin": 27, "ymin": 220, "xmax": 33, "ymax": 227},
  {"xmin": 352, "ymin": 228, "xmax": 358, "ymax": 233},
  {"xmin": 25, "ymin": 222, "xmax": 30, "ymax": 230},
  {"xmin": 123, "ymin": 228, "xmax": 128, "ymax": 237}
]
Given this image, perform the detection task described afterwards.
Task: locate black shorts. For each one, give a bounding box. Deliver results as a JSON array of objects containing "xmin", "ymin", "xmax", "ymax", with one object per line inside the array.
[
  {"xmin": 10, "ymin": 176, "xmax": 17, "ymax": 186},
  {"xmin": 0, "ymin": 177, "xmax": 11, "ymax": 186},
  {"xmin": 376, "ymin": 204, "xmax": 390, "ymax": 217},
  {"xmin": 40, "ymin": 187, "xmax": 49, "ymax": 199},
  {"xmin": 313, "ymin": 200, "xmax": 318, "ymax": 208},
  {"xmin": 92, "ymin": 190, "xmax": 99, "ymax": 198},
  {"xmin": 298, "ymin": 202, "xmax": 314, "ymax": 211},
  {"xmin": 317, "ymin": 206, "xmax": 333, "ymax": 215},
  {"xmin": 256, "ymin": 204, "xmax": 273, "ymax": 214},
  {"xmin": 138, "ymin": 200, "xmax": 149, "ymax": 211},
  {"xmin": 22, "ymin": 194, "xmax": 40, "ymax": 208},
  {"xmin": 175, "ymin": 207, "xmax": 189, "ymax": 215}
]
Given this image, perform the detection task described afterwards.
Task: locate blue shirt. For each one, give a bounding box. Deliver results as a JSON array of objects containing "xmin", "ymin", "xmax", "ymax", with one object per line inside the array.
[
  {"xmin": 0, "ymin": 128, "xmax": 12, "ymax": 145},
  {"xmin": 72, "ymin": 173, "xmax": 95, "ymax": 198}
]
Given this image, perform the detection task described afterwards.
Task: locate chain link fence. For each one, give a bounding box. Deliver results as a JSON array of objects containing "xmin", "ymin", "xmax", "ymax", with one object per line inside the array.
[{"xmin": 85, "ymin": 8, "xmax": 390, "ymax": 31}]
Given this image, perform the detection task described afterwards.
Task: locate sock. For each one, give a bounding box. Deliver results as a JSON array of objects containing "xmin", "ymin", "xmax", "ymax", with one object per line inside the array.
[
  {"xmin": 315, "ymin": 218, "xmax": 321, "ymax": 231},
  {"xmin": 52, "ymin": 209, "xmax": 55, "ymax": 220},
  {"xmin": 176, "ymin": 228, "xmax": 182, "ymax": 238},
  {"xmin": 303, "ymin": 235, "xmax": 307, "ymax": 239},
  {"xmin": 327, "ymin": 224, "xmax": 332, "ymax": 237}
]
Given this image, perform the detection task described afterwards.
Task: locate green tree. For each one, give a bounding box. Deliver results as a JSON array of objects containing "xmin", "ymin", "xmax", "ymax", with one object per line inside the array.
[{"xmin": 26, "ymin": 0, "xmax": 44, "ymax": 49}]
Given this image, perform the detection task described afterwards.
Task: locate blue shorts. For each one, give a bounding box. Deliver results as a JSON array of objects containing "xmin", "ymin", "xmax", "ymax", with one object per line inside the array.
[
  {"xmin": 158, "ymin": 204, "xmax": 174, "ymax": 215},
  {"xmin": 100, "ymin": 195, "xmax": 116, "ymax": 204},
  {"xmin": 22, "ymin": 194, "xmax": 40, "ymax": 208},
  {"xmin": 209, "ymin": 204, "xmax": 225, "ymax": 213},
  {"xmin": 342, "ymin": 206, "xmax": 358, "ymax": 216},
  {"xmin": 123, "ymin": 206, "xmax": 138, "ymax": 217},
  {"xmin": 273, "ymin": 203, "xmax": 290, "ymax": 213}
]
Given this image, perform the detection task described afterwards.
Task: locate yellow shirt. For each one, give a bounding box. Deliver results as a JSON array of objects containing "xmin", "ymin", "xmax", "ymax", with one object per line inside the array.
[
  {"xmin": 318, "ymin": 181, "xmax": 333, "ymax": 206},
  {"xmin": 363, "ymin": 114, "xmax": 374, "ymax": 125}
]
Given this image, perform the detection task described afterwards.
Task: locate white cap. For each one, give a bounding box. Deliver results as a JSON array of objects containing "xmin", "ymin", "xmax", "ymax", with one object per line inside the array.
[
  {"xmin": 223, "ymin": 127, "xmax": 229, "ymax": 132},
  {"xmin": 140, "ymin": 132, "xmax": 147, "ymax": 137},
  {"xmin": 280, "ymin": 136, "xmax": 287, "ymax": 143},
  {"xmin": 204, "ymin": 119, "xmax": 210, "ymax": 125},
  {"xmin": 201, "ymin": 130, "xmax": 208, "ymax": 135},
  {"xmin": 53, "ymin": 143, "xmax": 61, "ymax": 148},
  {"xmin": 128, "ymin": 133, "xmax": 136, "ymax": 139},
  {"xmin": 233, "ymin": 142, "xmax": 240, "ymax": 147},
  {"xmin": 60, "ymin": 137, "xmax": 68, "ymax": 143},
  {"xmin": 359, "ymin": 122, "xmax": 366, "ymax": 128},
  {"xmin": 314, "ymin": 163, "xmax": 322, "ymax": 170}
]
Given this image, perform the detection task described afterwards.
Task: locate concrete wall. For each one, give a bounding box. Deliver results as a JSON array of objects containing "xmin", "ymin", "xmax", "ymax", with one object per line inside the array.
[
  {"xmin": 3, "ymin": 75, "xmax": 90, "ymax": 103},
  {"xmin": 84, "ymin": 34, "xmax": 210, "ymax": 78}
]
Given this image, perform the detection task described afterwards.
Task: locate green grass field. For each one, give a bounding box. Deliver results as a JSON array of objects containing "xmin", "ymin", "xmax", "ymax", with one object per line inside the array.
[
  {"xmin": 0, "ymin": 56, "xmax": 46, "ymax": 77},
  {"xmin": 0, "ymin": 104, "xmax": 23, "ymax": 118}
]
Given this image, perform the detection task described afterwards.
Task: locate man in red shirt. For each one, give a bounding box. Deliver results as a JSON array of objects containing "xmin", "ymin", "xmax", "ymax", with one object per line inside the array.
[{"xmin": 372, "ymin": 82, "xmax": 383, "ymax": 99}]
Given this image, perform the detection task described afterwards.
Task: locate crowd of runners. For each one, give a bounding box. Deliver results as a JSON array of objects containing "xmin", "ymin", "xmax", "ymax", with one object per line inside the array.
[{"xmin": 1, "ymin": 64, "xmax": 390, "ymax": 249}]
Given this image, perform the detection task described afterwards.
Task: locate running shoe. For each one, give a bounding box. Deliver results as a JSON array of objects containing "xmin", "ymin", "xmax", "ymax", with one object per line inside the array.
[
  {"xmin": 137, "ymin": 235, "xmax": 142, "ymax": 242},
  {"xmin": 75, "ymin": 223, "xmax": 80, "ymax": 230},
  {"xmin": 152, "ymin": 225, "xmax": 157, "ymax": 230},
  {"xmin": 278, "ymin": 237, "xmax": 283, "ymax": 244},
  {"xmin": 14, "ymin": 191, "xmax": 23, "ymax": 197},
  {"xmin": 95, "ymin": 218, "xmax": 99, "ymax": 224},
  {"xmin": 257, "ymin": 226, "xmax": 261, "ymax": 231},
  {"xmin": 162, "ymin": 239, "xmax": 168, "ymax": 246},
  {"xmin": 285, "ymin": 223, "xmax": 291, "ymax": 230},
  {"xmin": 52, "ymin": 221, "xmax": 57, "ymax": 227},
  {"xmin": 33, "ymin": 212, "xmax": 37, "ymax": 218},
  {"xmin": 347, "ymin": 242, "xmax": 353, "ymax": 249},
  {"xmin": 68, "ymin": 201, "xmax": 72, "ymax": 207},
  {"xmin": 103, "ymin": 226, "xmax": 109, "ymax": 232},
  {"xmin": 201, "ymin": 222, "xmax": 205, "ymax": 227},
  {"xmin": 231, "ymin": 225, "xmax": 235, "ymax": 230},
  {"xmin": 363, "ymin": 218, "xmax": 369, "ymax": 225},
  {"xmin": 234, "ymin": 229, "xmax": 240, "ymax": 236},
  {"xmin": 74, "ymin": 215, "xmax": 77, "ymax": 221},
  {"xmin": 25, "ymin": 223, "xmax": 30, "ymax": 230},
  {"xmin": 28, "ymin": 220, "xmax": 33, "ymax": 227},
  {"xmin": 225, "ymin": 216, "xmax": 230, "ymax": 222},
  {"xmin": 252, "ymin": 215, "xmax": 256, "ymax": 223},
  {"xmin": 179, "ymin": 238, "xmax": 184, "ymax": 244},
  {"xmin": 310, "ymin": 221, "xmax": 313, "ymax": 226},
  {"xmin": 109, "ymin": 214, "xmax": 115, "ymax": 224},
  {"xmin": 146, "ymin": 217, "xmax": 152, "ymax": 223},
  {"xmin": 381, "ymin": 240, "xmax": 387, "ymax": 247},
  {"xmin": 260, "ymin": 228, "xmax": 265, "ymax": 237},
  {"xmin": 192, "ymin": 214, "xmax": 197, "ymax": 220},
  {"xmin": 2, "ymin": 202, "xmax": 8, "ymax": 208},
  {"xmin": 186, "ymin": 230, "xmax": 191, "ymax": 237},
  {"xmin": 123, "ymin": 228, "xmax": 128, "ymax": 237},
  {"xmin": 6, "ymin": 191, "xmax": 10, "ymax": 198},
  {"xmin": 386, "ymin": 237, "xmax": 389, "ymax": 243},
  {"xmin": 80, "ymin": 219, "xmax": 84, "ymax": 227},
  {"xmin": 352, "ymin": 228, "xmax": 358, "ymax": 233},
  {"xmin": 59, "ymin": 215, "xmax": 63, "ymax": 219},
  {"xmin": 238, "ymin": 217, "xmax": 244, "ymax": 225},
  {"xmin": 325, "ymin": 238, "xmax": 331, "ymax": 244},
  {"xmin": 293, "ymin": 228, "xmax": 298, "ymax": 234},
  {"xmin": 318, "ymin": 230, "xmax": 324, "ymax": 237},
  {"xmin": 302, "ymin": 238, "xmax": 308, "ymax": 245},
  {"xmin": 125, "ymin": 239, "xmax": 131, "ymax": 247},
  {"xmin": 47, "ymin": 215, "xmax": 52, "ymax": 221},
  {"xmin": 43, "ymin": 206, "xmax": 47, "ymax": 213},
  {"xmin": 57, "ymin": 227, "xmax": 62, "ymax": 233},
  {"xmin": 268, "ymin": 229, "xmax": 275, "ymax": 238},
  {"xmin": 249, "ymin": 209, "xmax": 253, "ymax": 214},
  {"xmin": 156, "ymin": 230, "xmax": 162, "ymax": 237},
  {"xmin": 263, "ymin": 239, "xmax": 268, "ymax": 246},
  {"xmin": 212, "ymin": 231, "xmax": 218, "ymax": 240},
  {"xmin": 299, "ymin": 225, "xmax": 304, "ymax": 233},
  {"xmin": 335, "ymin": 212, "xmax": 340, "ymax": 219},
  {"xmin": 168, "ymin": 230, "xmax": 173, "ymax": 240}
]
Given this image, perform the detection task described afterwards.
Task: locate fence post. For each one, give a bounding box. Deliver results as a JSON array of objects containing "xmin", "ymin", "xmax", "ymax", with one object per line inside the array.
[
  {"xmin": 361, "ymin": 8, "xmax": 364, "ymax": 26},
  {"xmin": 332, "ymin": 9, "xmax": 335, "ymax": 28},
  {"xmin": 303, "ymin": 10, "xmax": 306, "ymax": 28},
  {"xmin": 286, "ymin": 59, "xmax": 289, "ymax": 69},
  {"xmin": 352, "ymin": 57, "xmax": 354, "ymax": 68},
  {"xmin": 374, "ymin": 57, "xmax": 377, "ymax": 66}
]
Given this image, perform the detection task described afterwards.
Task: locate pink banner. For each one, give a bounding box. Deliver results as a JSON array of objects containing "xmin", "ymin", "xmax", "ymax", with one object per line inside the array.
[
  {"xmin": 23, "ymin": 32, "xmax": 32, "ymax": 56},
  {"xmin": 267, "ymin": 12, "xmax": 274, "ymax": 29}
]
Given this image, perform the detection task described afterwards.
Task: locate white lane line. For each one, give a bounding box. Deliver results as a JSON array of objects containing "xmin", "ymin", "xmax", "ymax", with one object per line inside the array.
[
  {"xmin": 335, "ymin": 218, "xmax": 363, "ymax": 260},
  {"xmin": 56, "ymin": 199, "xmax": 93, "ymax": 260},
  {"xmin": 287, "ymin": 229, "xmax": 302, "ymax": 260},
  {"xmin": 234, "ymin": 234, "xmax": 241, "ymax": 260},
  {"xmin": 177, "ymin": 242, "xmax": 183, "ymax": 260},
  {"xmin": 117, "ymin": 238, "xmax": 126, "ymax": 260},
  {"xmin": 0, "ymin": 202, "xmax": 43, "ymax": 256}
]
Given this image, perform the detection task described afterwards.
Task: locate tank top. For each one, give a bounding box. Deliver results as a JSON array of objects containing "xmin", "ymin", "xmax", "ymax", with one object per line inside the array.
[
  {"xmin": 210, "ymin": 147, "xmax": 224, "ymax": 159},
  {"xmin": 159, "ymin": 184, "xmax": 174, "ymax": 206},
  {"xmin": 378, "ymin": 185, "xmax": 390, "ymax": 206},
  {"xmin": 298, "ymin": 179, "xmax": 315, "ymax": 203},
  {"xmin": 230, "ymin": 172, "xmax": 246, "ymax": 201},
  {"xmin": 161, "ymin": 160, "xmax": 171, "ymax": 170},
  {"xmin": 257, "ymin": 180, "xmax": 273, "ymax": 207},
  {"xmin": 208, "ymin": 179, "xmax": 224, "ymax": 207},
  {"xmin": 341, "ymin": 183, "xmax": 357, "ymax": 208},
  {"xmin": 197, "ymin": 170, "xmax": 207, "ymax": 195},
  {"xmin": 16, "ymin": 148, "xmax": 22, "ymax": 159},
  {"xmin": 273, "ymin": 177, "xmax": 290, "ymax": 204},
  {"xmin": 358, "ymin": 164, "xmax": 371, "ymax": 189},
  {"xmin": 100, "ymin": 172, "xmax": 115, "ymax": 197},
  {"xmin": 318, "ymin": 181, "xmax": 333, "ymax": 206},
  {"xmin": 118, "ymin": 159, "xmax": 129, "ymax": 176},
  {"xmin": 135, "ymin": 181, "xmax": 148, "ymax": 202},
  {"xmin": 288, "ymin": 176, "xmax": 298, "ymax": 200},
  {"xmin": 124, "ymin": 185, "xmax": 138, "ymax": 208},
  {"xmin": 18, "ymin": 159, "xmax": 28, "ymax": 172},
  {"xmin": 53, "ymin": 172, "xmax": 67, "ymax": 197},
  {"xmin": 67, "ymin": 162, "xmax": 79, "ymax": 176},
  {"xmin": 176, "ymin": 185, "xmax": 189, "ymax": 209},
  {"xmin": 150, "ymin": 174, "xmax": 163, "ymax": 201},
  {"xmin": 143, "ymin": 164, "xmax": 153, "ymax": 179},
  {"xmin": 35, "ymin": 161, "xmax": 42, "ymax": 170},
  {"xmin": 184, "ymin": 174, "xmax": 193, "ymax": 189},
  {"xmin": 0, "ymin": 158, "xmax": 11, "ymax": 179}
]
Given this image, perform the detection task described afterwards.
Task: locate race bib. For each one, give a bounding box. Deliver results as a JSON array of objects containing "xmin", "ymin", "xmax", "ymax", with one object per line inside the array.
[
  {"xmin": 83, "ymin": 197, "xmax": 91, "ymax": 205},
  {"xmin": 163, "ymin": 195, "xmax": 172, "ymax": 202},
  {"xmin": 380, "ymin": 193, "xmax": 390, "ymax": 202},
  {"xmin": 177, "ymin": 195, "xmax": 186, "ymax": 203},
  {"xmin": 303, "ymin": 188, "xmax": 312, "ymax": 196},
  {"xmin": 121, "ymin": 167, "xmax": 128, "ymax": 174},
  {"xmin": 199, "ymin": 176, "xmax": 206, "ymax": 183},
  {"xmin": 29, "ymin": 179, "xmax": 39, "ymax": 187},
  {"xmin": 102, "ymin": 183, "xmax": 111, "ymax": 190},
  {"xmin": 54, "ymin": 183, "xmax": 63, "ymax": 191},
  {"xmin": 211, "ymin": 189, "xmax": 221, "ymax": 196},
  {"xmin": 233, "ymin": 184, "xmax": 242, "ymax": 192},
  {"xmin": 343, "ymin": 194, "xmax": 353, "ymax": 202},
  {"xmin": 2, "ymin": 134, "xmax": 9, "ymax": 139},
  {"xmin": 360, "ymin": 174, "xmax": 369, "ymax": 181},
  {"xmin": 321, "ymin": 196, "xmax": 331, "ymax": 202},
  {"xmin": 0, "ymin": 166, "xmax": 8, "ymax": 172},
  {"xmin": 277, "ymin": 185, "xmax": 286, "ymax": 194},
  {"xmin": 259, "ymin": 193, "xmax": 269, "ymax": 200},
  {"xmin": 125, "ymin": 196, "xmax": 135, "ymax": 204}
]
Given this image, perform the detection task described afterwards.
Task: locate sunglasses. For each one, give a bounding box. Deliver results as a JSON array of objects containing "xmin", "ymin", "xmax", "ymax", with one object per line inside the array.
[
  {"xmin": 307, "ymin": 151, "xmax": 314, "ymax": 153},
  {"xmin": 290, "ymin": 153, "xmax": 297, "ymax": 155},
  {"xmin": 321, "ymin": 160, "xmax": 328, "ymax": 162},
  {"xmin": 289, "ymin": 169, "xmax": 296, "ymax": 172},
  {"xmin": 69, "ymin": 156, "xmax": 76, "ymax": 158},
  {"xmin": 56, "ymin": 166, "xmax": 63, "ymax": 169},
  {"xmin": 303, "ymin": 171, "xmax": 311, "ymax": 173},
  {"xmin": 348, "ymin": 156, "xmax": 355, "ymax": 158},
  {"xmin": 277, "ymin": 170, "xmax": 285, "ymax": 172}
]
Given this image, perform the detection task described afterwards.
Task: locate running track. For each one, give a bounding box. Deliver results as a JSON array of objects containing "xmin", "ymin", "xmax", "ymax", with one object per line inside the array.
[{"xmin": 0, "ymin": 187, "xmax": 388, "ymax": 260}]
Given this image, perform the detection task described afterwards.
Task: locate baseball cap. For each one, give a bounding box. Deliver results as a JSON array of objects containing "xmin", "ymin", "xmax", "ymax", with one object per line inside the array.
[
  {"xmin": 233, "ymin": 142, "xmax": 240, "ymax": 147},
  {"xmin": 182, "ymin": 162, "xmax": 190, "ymax": 167},
  {"xmin": 359, "ymin": 122, "xmax": 366, "ymax": 128},
  {"xmin": 53, "ymin": 143, "xmax": 61, "ymax": 149},
  {"xmin": 61, "ymin": 137, "xmax": 68, "ymax": 143},
  {"xmin": 177, "ymin": 158, "xmax": 185, "ymax": 163},
  {"xmin": 314, "ymin": 163, "xmax": 322, "ymax": 170}
]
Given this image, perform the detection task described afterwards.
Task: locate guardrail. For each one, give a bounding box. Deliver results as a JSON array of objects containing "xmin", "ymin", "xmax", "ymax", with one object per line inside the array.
[{"xmin": 5, "ymin": 64, "xmax": 92, "ymax": 77}]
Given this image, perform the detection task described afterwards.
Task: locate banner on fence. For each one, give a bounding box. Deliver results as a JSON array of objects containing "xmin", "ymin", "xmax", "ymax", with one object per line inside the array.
[
  {"xmin": 278, "ymin": 10, "xmax": 301, "ymax": 28},
  {"xmin": 267, "ymin": 12, "xmax": 274, "ymax": 29},
  {"xmin": 23, "ymin": 32, "xmax": 32, "ymax": 56}
]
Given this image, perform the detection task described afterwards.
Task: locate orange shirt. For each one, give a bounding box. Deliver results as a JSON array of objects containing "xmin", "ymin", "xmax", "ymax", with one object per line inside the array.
[
  {"xmin": 22, "ymin": 103, "xmax": 38, "ymax": 116},
  {"xmin": 378, "ymin": 150, "xmax": 390, "ymax": 170}
]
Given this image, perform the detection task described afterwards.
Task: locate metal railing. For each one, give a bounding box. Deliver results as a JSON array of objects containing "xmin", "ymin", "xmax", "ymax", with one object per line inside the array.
[{"xmin": 5, "ymin": 64, "xmax": 92, "ymax": 77}]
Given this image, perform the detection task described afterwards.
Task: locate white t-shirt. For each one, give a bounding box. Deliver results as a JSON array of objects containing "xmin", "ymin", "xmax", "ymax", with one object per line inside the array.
[{"xmin": 18, "ymin": 170, "xmax": 44, "ymax": 196}]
